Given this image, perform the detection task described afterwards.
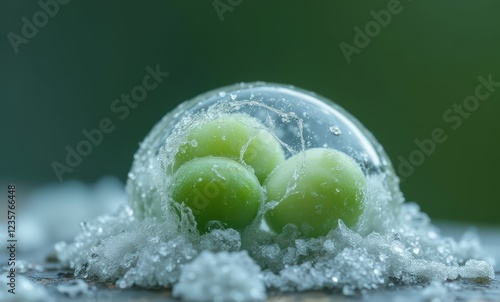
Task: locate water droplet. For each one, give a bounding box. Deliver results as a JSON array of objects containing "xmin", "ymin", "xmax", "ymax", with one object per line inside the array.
[
  {"xmin": 190, "ymin": 140, "xmax": 198, "ymax": 147},
  {"xmin": 218, "ymin": 91, "xmax": 226, "ymax": 97},
  {"xmin": 329, "ymin": 126, "xmax": 341, "ymax": 136},
  {"xmin": 230, "ymin": 93, "xmax": 237, "ymax": 100}
]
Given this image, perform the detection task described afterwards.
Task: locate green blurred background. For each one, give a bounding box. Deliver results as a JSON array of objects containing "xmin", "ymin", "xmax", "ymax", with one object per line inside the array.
[{"xmin": 1, "ymin": 1, "xmax": 499, "ymax": 225}]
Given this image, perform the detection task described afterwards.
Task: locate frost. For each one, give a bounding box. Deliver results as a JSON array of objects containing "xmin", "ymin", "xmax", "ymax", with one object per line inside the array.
[
  {"xmin": 458, "ymin": 259, "xmax": 495, "ymax": 280},
  {"xmin": 56, "ymin": 194, "xmax": 496, "ymax": 299},
  {"xmin": 173, "ymin": 251, "xmax": 266, "ymax": 302},
  {"xmin": 117, "ymin": 236, "xmax": 197, "ymax": 288},
  {"xmin": 199, "ymin": 228, "xmax": 241, "ymax": 252},
  {"xmin": 55, "ymin": 176, "xmax": 496, "ymax": 300}
]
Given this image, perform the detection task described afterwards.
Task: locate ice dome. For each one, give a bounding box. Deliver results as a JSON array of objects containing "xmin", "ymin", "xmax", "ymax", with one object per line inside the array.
[{"xmin": 127, "ymin": 82, "xmax": 403, "ymax": 235}]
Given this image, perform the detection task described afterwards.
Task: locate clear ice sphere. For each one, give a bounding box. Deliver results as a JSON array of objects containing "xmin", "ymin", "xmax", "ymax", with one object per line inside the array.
[{"xmin": 127, "ymin": 82, "xmax": 403, "ymax": 235}]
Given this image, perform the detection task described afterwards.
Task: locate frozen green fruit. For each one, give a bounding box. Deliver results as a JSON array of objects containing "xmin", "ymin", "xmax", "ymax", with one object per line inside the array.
[
  {"xmin": 170, "ymin": 157, "xmax": 261, "ymax": 233},
  {"xmin": 173, "ymin": 114, "xmax": 285, "ymax": 183},
  {"xmin": 264, "ymin": 148, "xmax": 366, "ymax": 237}
]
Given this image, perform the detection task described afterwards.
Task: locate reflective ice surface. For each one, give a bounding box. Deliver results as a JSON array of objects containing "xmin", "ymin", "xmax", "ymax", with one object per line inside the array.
[{"xmin": 56, "ymin": 82, "xmax": 495, "ymax": 301}]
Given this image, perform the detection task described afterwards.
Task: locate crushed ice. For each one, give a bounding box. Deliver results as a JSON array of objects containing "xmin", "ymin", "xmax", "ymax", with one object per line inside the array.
[
  {"xmin": 173, "ymin": 251, "xmax": 265, "ymax": 302},
  {"xmin": 55, "ymin": 183, "xmax": 495, "ymax": 301}
]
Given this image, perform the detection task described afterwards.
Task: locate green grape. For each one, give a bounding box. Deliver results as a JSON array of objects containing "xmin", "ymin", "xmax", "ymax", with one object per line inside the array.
[
  {"xmin": 170, "ymin": 157, "xmax": 261, "ymax": 233},
  {"xmin": 173, "ymin": 114, "xmax": 285, "ymax": 183},
  {"xmin": 264, "ymin": 148, "xmax": 366, "ymax": 238}
]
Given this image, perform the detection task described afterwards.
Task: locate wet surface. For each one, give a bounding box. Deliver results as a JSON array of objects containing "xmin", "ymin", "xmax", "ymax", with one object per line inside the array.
[{"xmin": 23, "ymin": 268, "xmax": 500, "ymax": 301}]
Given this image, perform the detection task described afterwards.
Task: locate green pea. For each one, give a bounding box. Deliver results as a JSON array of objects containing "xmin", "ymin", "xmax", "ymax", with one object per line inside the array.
[
  {"xmin": 173, "ymin": 114, "xmax": 285, "ymax": 183},
  {"xmin": 170, "ymin": 157, "xmax": 262, "ymax": 233},
  {"xmin": 264, "ymin": 148, "xmax": 366, "ymax": 238}
]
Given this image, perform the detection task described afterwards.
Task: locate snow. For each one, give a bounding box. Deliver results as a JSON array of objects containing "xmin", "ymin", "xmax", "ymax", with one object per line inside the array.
[{"xmin": 173, "ymin": 251, "xmax": 265, "ymax": 302}]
